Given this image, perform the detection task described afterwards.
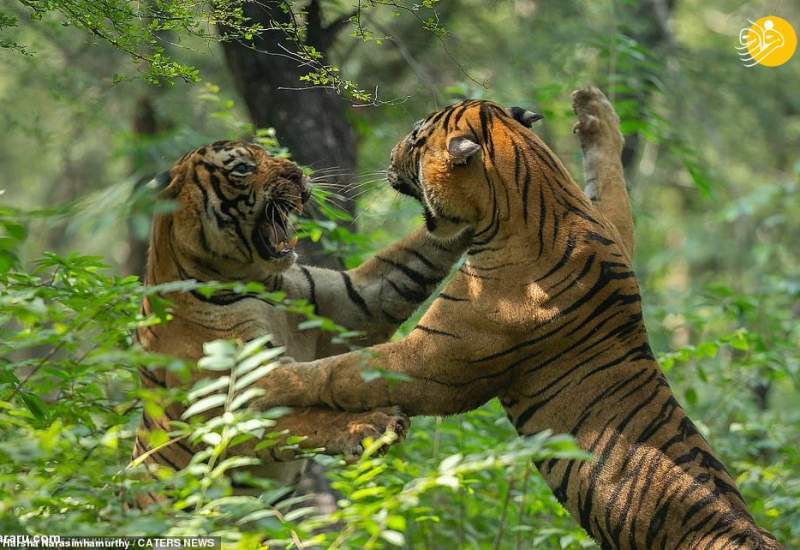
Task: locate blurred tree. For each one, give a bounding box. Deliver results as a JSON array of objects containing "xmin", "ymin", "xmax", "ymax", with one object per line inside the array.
[
  {"xmin": 617, "ymin": 0, "xmax": 676, "ymax": 171},
  {"xmin": 124, "ymin": 95, "xmax": 171, "ymax": 277},
  {"xmin": 221, "ymin": 1, "xmax": 358, "ymax": 268}
]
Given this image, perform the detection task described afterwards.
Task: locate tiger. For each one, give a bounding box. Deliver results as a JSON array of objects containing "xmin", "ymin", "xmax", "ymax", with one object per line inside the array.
[
  {"xmin": 132, "ymin": 139, "xmax": 472, "ymax": 507},
  {"xmin": 246, "ymin": 88, "xmax": 781, "ymax": 548}
]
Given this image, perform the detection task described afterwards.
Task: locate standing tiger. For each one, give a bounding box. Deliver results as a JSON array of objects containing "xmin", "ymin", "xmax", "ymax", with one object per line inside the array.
[
  {"xmin": 248, "ymin": 88, "xmax": 781, "ymax": 548},
  {"xmin": 132, "ymin": 140, "xmax": 471, "ymax": 507}
]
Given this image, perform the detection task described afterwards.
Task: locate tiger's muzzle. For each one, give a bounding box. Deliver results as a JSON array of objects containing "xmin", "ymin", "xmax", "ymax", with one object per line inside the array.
[{"xmin": 252, "ymin": 168, "xmax": 310, "ymax": 261}]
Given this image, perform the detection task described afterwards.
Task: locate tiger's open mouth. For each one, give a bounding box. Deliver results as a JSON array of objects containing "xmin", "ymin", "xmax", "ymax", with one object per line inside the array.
[{"xmin": 253, "ymin": 200, "xmax": 302, "ymax": 261}]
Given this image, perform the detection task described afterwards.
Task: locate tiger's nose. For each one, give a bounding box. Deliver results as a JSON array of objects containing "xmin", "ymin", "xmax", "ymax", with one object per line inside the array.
[{"xmin": 281, "ymin": 166, "xmax": 309, "ymax": 203}]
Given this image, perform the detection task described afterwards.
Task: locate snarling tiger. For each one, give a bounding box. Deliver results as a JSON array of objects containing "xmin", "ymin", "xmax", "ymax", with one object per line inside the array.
[
  {"xmin": 248, "ymin": 88, "xmax": 781, "ymax": 548},
  {"xmin": 132, "ymin": 140, "xmax": 471, "ymax": 507}
]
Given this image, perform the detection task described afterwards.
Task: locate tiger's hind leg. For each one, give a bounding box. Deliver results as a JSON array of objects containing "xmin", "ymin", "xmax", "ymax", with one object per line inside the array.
[{"xmin": 572, "ymin": 86, "xmax": 634, "ymax": 259}]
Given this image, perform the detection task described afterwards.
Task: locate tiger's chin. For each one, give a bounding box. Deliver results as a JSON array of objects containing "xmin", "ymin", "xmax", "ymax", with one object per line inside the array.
[
  {"xmin": 388, "ymin": 172, "xmax": 473, "ymax": 244},
  {"xmin": 422, "ymin": 205, "xmax": 474, "ymax": 245}
]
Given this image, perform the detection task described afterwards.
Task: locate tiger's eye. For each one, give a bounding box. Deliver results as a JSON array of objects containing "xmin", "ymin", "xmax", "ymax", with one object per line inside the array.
[{"xmin": 231, "ymin": 162, "xmax": 252, "ymax": 174}]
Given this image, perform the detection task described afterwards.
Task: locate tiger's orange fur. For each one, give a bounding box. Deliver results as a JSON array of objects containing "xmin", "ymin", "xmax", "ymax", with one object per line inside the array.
[{"xmin": 248, "ymin": 89, "xmax": 780, "ymax": 548}]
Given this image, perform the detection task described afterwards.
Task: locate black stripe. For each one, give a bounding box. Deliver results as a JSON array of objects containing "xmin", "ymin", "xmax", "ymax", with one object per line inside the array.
[
  {"xmin": 385, "ymin": 278, "xmax": 428, "ymax": 303},
  {"xmin": 465, "ymin": 261, "xmax": 519, "ymax": 272},
  {"xmin": 376, "ymin": 256, "xmax": 442, "ymax": 288},
  {"xmin": 452, "ymin": 103, "xmax": 469, "ymax": 128},
  {"xmin": 587, "ymin": 231, "xmax": 614, "ymax": 246},
  {"xmin": 442, "ymin": 105, "xmax": 457, "ymax": 130},
  {"xmin": 579, "ymin": 381, "xmax": 664, "ymax": 531},
  {"xmin": 190, "ymin": 289, "xmax": 253, "ymax": 305},
  {"xmin": 136, "ymin": 438, "xmax": 182, "ymax": 470},
  {"xmin": 560, "ymin": 261, "xmax": 637, "ymax": 317},
  {"xmin": 415, "ymin": 324, "xmax": 459, "ymax": 338},
  {"xmin": 299, "ymin": 266, "xmax": 319, "ymax": 314},
  {"xmin": 472, "ymin": 163, "xmax": 501, "ymax": 246},
  {"xmin": 512, "ymin": 142, "xmax": 523, "ymax": 193},
  {"xmin": 521, "ymin": 154, "xmax": 532, "ymax": 225},
  {"xmin": 576, "ymin": 344, "xmax": 653, "ymax": 384},
  {"xmin": 341, "ymin": 272, "xmax": 371, "ymax": 317},
  {"xmin": 471, "ymin": 314, "xmax": 577, "ymax": 364},
  {"xmin": 458, "ymin": 266, "xmax": 499, "ymax": 281},
  {"xmin": 192, "ymin": 170, "xmax": 210, "ymax": 213},
  {"xmin": 551, "ymin": 209, "xmax": 560, "ymax": 247},
  {"xmin": 438, "ymin": 292, "xmax": 469, "ymax": 302},
  {"xmin": 535, "ymin": 233, "xmax": 576, "ymax": 282},
  {"xmin": 536, "ymin": 185, "xmax": 546, "ymax": 257},
  {"xmin": 467, "ymin": 245, "xmax": 505, "ymax": 255},
  {"xmin": 399, "ymin": 247, "xmax": 440, "ymax": 272},
  {"xmin": 142, "ymin": 412, "xmax": 195, "ymax": 457},
  {"xmin": 381, "ymin": 308, "xmax": 403, "ymax": 325},
  {"xmin": 139, "ymin": 367, "xmax": 166, "ymax": 388},
  {"xmin": 543, "ymin": 253, "xmax": 596, "ymax": 302}
]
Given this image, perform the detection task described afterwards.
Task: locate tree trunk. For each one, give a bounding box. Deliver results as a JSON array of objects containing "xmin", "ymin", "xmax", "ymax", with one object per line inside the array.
[
  {"xmin": 221, "ymin": 0, "xmax": 356, "ymax": 268},
  {"xmin": 619, "ymin": 0, "xmax": 676, "ymax": 171},
  {"xmin": 124, "ymin": 95, "xmax": 164, "ymax": 278},
  {"xmin": 219, "ymin": 0, "xmax": 359, "ymax": 508}
]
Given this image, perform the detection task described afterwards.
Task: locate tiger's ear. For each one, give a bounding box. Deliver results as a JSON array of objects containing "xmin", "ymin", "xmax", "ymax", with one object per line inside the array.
[
  {"xmin": 447, "ymin": 136, "xmax": 481, "ymax": 165},
  {"xmin": 509, "ymin": 106, "xmax": 544, "ymax": 128},
  {"xmin": 145, "ymin": 170, "xmax": 179, "ymax": 198}
]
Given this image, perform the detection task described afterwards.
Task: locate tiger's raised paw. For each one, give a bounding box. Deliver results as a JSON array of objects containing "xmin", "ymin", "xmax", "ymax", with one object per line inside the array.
[
  {"xmin": 335, "ymin": 406, "xmax": 410, "ymax": 464},
  {"xmin": 571, "ymin": 86, "xmax": 624, "ymax": 153}
]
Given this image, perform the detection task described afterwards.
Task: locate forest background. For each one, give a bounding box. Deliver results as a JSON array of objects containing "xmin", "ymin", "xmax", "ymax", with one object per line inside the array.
[{"xmin": 1, "ymin": 0, "xmax": 799, "ymax": 548}]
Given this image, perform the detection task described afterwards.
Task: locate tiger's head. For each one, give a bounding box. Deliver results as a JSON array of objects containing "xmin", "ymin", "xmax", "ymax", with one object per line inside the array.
[
  {"xmin": 149, "ymin": 140, "xmax": 310, "ymax": 280},
  {"xmin": 388, "ymin": 101, "xmax": 544, "ymax": 243}
]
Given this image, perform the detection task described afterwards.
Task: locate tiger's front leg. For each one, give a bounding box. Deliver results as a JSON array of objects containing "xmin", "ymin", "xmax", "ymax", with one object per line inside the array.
[
  {"xmin": 252, "ymin": 334, "xmax": 500, "ymax": 417},
  {"xmin": 237, "ymin": 406, "xmax": 409, "ymax": 464},
  {"xmin": 572, "ymin": 86, "xmax": 634, "ymax": 259},
  {"xmin": 278, "ymin": 226, "xmax": 470, "ymax": 347}
]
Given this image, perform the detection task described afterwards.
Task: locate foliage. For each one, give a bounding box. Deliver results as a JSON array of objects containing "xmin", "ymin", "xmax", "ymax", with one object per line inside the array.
[
  {"xmin": 2, "ymin": 0, "xmax": 451, "ymax": 99},
  {"xmin": 4, "ymin": 0, "xmax": 262, "ymax": 83},
  {"xmin": 0, "ymin": 234, "xmax": 590, "ymax": 545}
]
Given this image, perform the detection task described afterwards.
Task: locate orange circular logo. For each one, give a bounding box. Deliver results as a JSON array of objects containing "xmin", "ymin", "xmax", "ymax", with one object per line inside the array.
[{"xmin": 738, "ymin": 16, "xmax": 797, "ymax": 67}]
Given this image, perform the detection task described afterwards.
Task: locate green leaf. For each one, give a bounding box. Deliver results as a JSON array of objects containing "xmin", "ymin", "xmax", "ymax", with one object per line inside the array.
[
  {"xmin": 197, "ymin": 355, "xmax": 235, "ymax": 371},
  {"xmin": 203, "ymin": 340, "xmax": 237, "ymax": 357},
  {"xmin": 380, "ymin": 530, "xmax": 405, "ymax": 546},
  {"xmin": 234, "ymin": 363, "xmax": 278, "ymax": 392},
  {"xmin": 234, "ymin": 347, "xmax": 285, "ymax": 377},
  {"xmin": 297, "ymin": 319, "xmax": 324, "ymax": 330},
  {"xmin": 237, "ymin": 509, "xmax": 279, "ymax": 525},
  {"xmin": 182, "ymin": 394, "xmax": 227, "ymax": 418},
  {"xmin": 730, "ymin": 331, "xmax": 750, "ymax": 351},
  {"xmin": 228, "ymin": 388, "xmax": 266, "ymax": 411},
  {"xmin": 210, "ymin": 456, "xmax": 261, "ymax": 478},
  {"xmin": 237, "ymin": 335, "xmax": 273, "ymax": 360},
  {"xmin": 439, "ymin": 453, "xmax": 463, "ymax": 473},
  {"xmin": 187, "ymin": 376, "xmax": 230, "ymax": 401},
  {"xmin": 20, "ymin": 392, "xmax": 47, "ymax": 420}
]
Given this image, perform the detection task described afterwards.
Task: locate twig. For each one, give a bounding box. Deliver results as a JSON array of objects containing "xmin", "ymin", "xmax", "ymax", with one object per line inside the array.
[{"xmin": 494, "ymin": 476, "xmax": 517, "ymax": 549}]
